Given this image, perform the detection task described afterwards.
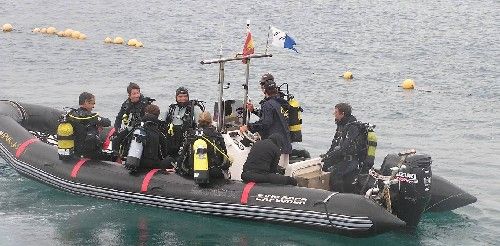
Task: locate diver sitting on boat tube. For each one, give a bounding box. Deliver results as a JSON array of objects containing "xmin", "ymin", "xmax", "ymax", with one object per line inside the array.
[
  {"xmin": 112, "ymin": 82, "xmax": 154, "ymax": 156},
  {"xmin": 240, "ymin": 73, "xmax": 292, "ymax": 170},
  {"xmin": 123, "ymin": 104, "xmax": 175, "ymax": 174},
  {"xmin": 177, "ymin": 111, "xmax": 230, "ymax": 185},
  {"xmin": 163, "ymin": 87, "xmax": 204, "ymax": 159},
  {"xmin": 241, "ymin": 133, "xmax": 297, "ymax": 186},
  {"xmin": 59, "ymin": 92, "xmax": 113, "ymax": 161}
]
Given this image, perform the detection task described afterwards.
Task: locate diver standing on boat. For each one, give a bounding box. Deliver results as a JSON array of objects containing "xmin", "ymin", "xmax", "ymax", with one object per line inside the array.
[
  {"xmin": 66, "ymin": 92, "xmax": 112, "ymax": 160},
  {"xmin": 241, "ymin": 133, "xmax": 297, "ymax": 185},
  {"xmin": 321, "ymin": 103, "xmax": 362, "ymax": 193},
  {"xmin": 240, "ymin": 73, "xmax": 292, "ymax": 169},
  {"xmin": 163, "ymin": 87, "xmax": 204, "ymax": 158},
  {"xmin": 113, "ymin": 83, "xmax": 154, "ymax": 154},
  {"xmin": 124, "ymin": 104, "xmax": 175, "ymax": 173}
]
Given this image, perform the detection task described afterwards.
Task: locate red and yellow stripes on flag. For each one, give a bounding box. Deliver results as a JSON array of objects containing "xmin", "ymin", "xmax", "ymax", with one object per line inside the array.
[{"xmin": 242, "ymin": 29, "xmax": 254, "ymax": 64}]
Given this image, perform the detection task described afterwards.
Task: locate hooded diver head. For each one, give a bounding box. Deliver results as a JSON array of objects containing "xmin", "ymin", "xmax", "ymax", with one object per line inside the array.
[{"xmin": 268, "ymin": 133, "xmax": 283, "ymax": 150}]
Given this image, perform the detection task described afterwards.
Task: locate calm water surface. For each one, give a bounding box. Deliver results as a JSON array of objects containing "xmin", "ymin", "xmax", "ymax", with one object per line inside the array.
[{"xmin": 1, "ymin": 0, "xmax": 499, "ymax": 245}]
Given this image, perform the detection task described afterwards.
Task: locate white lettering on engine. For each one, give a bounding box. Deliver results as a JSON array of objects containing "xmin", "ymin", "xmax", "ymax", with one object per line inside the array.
[{"xmin": 395, "ymin": 172, "xmax": 418, "ymax": 184}]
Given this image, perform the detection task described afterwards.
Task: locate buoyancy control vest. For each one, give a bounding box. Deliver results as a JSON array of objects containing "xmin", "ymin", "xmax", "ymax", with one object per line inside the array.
[
  {"xmin": 115, "ymin": 96, "xmax": 155, "ymax": 130},
  {"xmin": 65, "ymin": 108, "xmax": 107, "ymax": 158},
  {"xmin": 164, "ymin": 100, "xmax": 205, "ymax": 155}
]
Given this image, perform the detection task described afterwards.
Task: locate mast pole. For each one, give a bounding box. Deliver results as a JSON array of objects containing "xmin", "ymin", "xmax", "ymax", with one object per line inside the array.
[
  {"xmin": 242, "ymin": 20, "xmax": 251, "ymax": 125},
  {"xmin": 217, "ymin": 61, "xmax": 225, "ymax": 132}
]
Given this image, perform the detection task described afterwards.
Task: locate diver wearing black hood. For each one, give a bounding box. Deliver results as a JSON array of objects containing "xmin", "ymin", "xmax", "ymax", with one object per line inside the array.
[
  {"xmin": 321, "ymin": 103, "xmax": 361, "ymax": 193},
  {"xmin": 241, "ymin": 133, "xmax": 297, "ymax": 185}
]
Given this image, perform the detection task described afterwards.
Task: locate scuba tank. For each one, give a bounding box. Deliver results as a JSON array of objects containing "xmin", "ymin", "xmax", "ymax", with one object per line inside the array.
[
  {"xmin": 57, "ymin": 113, "xmax": 74, "ymax": 160},
  {"xmin": 365, "ymin": 125, "xmax": 377, "ymax": 169},
  {"xmin": 192, "ymin": 130, "xmax": 209, "ymax": 184},
  {"xmin": 288, "ymin": 97, "xmax": 303, "ymax": 142},
  {"xmin": 278, "ymin": 83, "xmax": 303, "ymax": 142},
  {"xmin": 125, "ymin": 124, "xmax": 146, "ymax": 173}
]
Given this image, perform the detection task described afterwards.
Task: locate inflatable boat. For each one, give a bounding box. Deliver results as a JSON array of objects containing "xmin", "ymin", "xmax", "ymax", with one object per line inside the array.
[{"xmin": 0, "ymin": 100, "xmax": 476, "ymax": 237}]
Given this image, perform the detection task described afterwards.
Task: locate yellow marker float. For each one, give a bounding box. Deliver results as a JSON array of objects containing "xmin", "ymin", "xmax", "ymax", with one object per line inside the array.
[
  {"xmin": 2, "ymin": 23, "xmax": 13, "ymax": 32},
  {"xmin": 401, "ymin": 79, "xmax": 415, "ymax": 89},
  {"xmin": 342, "ymin": 71, "xmax": 353, "ymax": 79}
]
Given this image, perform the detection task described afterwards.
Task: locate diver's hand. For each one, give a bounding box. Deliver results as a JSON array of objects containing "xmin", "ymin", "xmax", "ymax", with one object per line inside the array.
[
  {"xmin": 239, "ymin": 125, "xmax": 248, "ymax": 133},
  {"xmin": 245, "ymin": 102, "xmax": 254, "ymax": 112}
]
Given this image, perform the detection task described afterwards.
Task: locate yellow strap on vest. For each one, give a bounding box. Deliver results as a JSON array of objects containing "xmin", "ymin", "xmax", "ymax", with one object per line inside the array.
[
  {"xmin": 289, "ymin": 124, "xmax": 302, "ymax": 132},
  {"xmin": 68, "ymin": 113, "xmax": 99, "ymax": 120},
  {"xmin": 167, "ymin": 123, "xmax": 174, "ymax": 136},
  {"xmin": 200, "ymin": 136, "xmax": 231, "ymax": 163}
]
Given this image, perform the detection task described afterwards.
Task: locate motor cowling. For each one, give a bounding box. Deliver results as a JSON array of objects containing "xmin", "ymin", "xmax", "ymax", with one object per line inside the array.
[
  {"xmin": 57, "ymin": 118, "xmax": 74, "ymax": 161},
  {"xmin": 382, "ymin": 153, "xmax": 432, "ymax": 227},
  {"xmin": 125, "ymin": 127, "xmax": 146, "ymax": 173},
  {"xmin": 193, "ymin": 138, "xmax": 209, "ymax": 185}
]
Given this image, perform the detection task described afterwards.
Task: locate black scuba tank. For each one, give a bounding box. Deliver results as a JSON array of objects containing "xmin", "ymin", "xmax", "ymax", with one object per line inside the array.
[{"xmin": 382, "ymin": 153, "xmax": 432, "ymax": 227}]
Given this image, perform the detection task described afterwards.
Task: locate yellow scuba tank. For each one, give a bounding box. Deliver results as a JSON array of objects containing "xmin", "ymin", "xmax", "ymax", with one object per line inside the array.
[
  {"xmin": 365, "ymin": 126, "xmax": 378, "ymax": 169},
  {"xmin": 57, "ymin": 115, "xmax": 74, "ymax": 160},
  {"xmin": 193, "ymin": 138, "xmax": 209, "ymax": 184},
  {"xmin": 288, "ymin": 98, "xmax": 303, "ymax": 142}
]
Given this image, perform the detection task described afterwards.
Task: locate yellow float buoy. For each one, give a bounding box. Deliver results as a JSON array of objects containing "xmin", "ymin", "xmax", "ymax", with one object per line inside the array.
[
  {"xmin": 47, "ymin": 27, "xmax": 57, "ymax": 34},
  {"xmin": 63, "ymin": 29, "xmax": 73, "ymax": 37},
  {"xmin": 104, "ymin": 37, "xmax": 112, "ymax": 43},
  {"xmin": 78, "ymin": 33, "xmax": 87, "ymax": 40},
  {"xmin": 40, "ymin": 28, "xmax": 47, "ymax": 34},
  {"xmin": 342, "ymin": 71, "xmax": 353, "ymax": 79},
  {"xmin": 33, "ymin": 28, "xmax": 41, "ymax": 33},
  {"xmin": 2, "ymin": 23, "xmax": 13, "ymax": 32},
  {"xmin": 113, "ymin": 37, "xmax": 124, "ymax": 44},
  {"xmin": 127, "ymin": 39, "xmax": 138, "ymax": 46},
  {"xmin": 401, "ymin": 79, "xmax": 415, "ymax": 89},
  {"xmin": 135, "ymin": 42, "xmax": 143, "ymax": 48},
  {"xmin": 71, "ymin": 31, "xmax": 81, "ymax": 39}
]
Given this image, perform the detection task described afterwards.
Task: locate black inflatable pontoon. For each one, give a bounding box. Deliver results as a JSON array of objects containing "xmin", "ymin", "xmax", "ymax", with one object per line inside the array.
[{"xmin": 0, "ymin": 100, "xmax": 476, "ymax": 237}]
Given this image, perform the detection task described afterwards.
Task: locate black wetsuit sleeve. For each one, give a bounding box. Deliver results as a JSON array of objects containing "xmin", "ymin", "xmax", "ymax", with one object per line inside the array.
[
  {"xmin": 114, "ymin": 102, "xmax": 127, "ymax": 129},
  {"xmin": 269, "ymin": 150, "xmax": 280, "ymax": 173},
  {"xmin": 248, "ymin": 104, "xmax": 273, "ymax": 134}
]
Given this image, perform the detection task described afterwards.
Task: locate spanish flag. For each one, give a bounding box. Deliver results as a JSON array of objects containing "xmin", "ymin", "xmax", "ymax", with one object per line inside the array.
[{"xmin": 242, "ymin": 30, "xmax": 254, "ymax": 64}]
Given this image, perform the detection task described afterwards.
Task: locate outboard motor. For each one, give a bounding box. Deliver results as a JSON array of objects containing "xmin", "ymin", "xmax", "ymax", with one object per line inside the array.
[
  {"xmin": 381, "ymin": 153, "xmax": 432, "ymax": 227},
  {"xmin": 125, "ymin": 126, "xmax": 146, "ymax": 173}
]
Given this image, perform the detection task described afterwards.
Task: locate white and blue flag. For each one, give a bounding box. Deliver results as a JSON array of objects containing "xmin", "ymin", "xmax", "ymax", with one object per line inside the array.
[{"xmin": 270, "ymin": 26, "xmax": 298, "ymax": 53}]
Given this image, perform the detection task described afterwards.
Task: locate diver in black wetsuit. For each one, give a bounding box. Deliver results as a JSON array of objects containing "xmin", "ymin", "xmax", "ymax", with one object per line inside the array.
[
  {"xmin": 67, "ymin": 92, "xmax": 112, "ymax": 160},
  {"xmin": 113, "ymin": 82, "xmax": 154, "ymax": 155},
  {"xmin": 124, "ymin": 104, "xmax": 175, "ymax": 173},
  {"xmin": 241, "ymin": 133, "xmax": 297, "ymax": 185}
]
